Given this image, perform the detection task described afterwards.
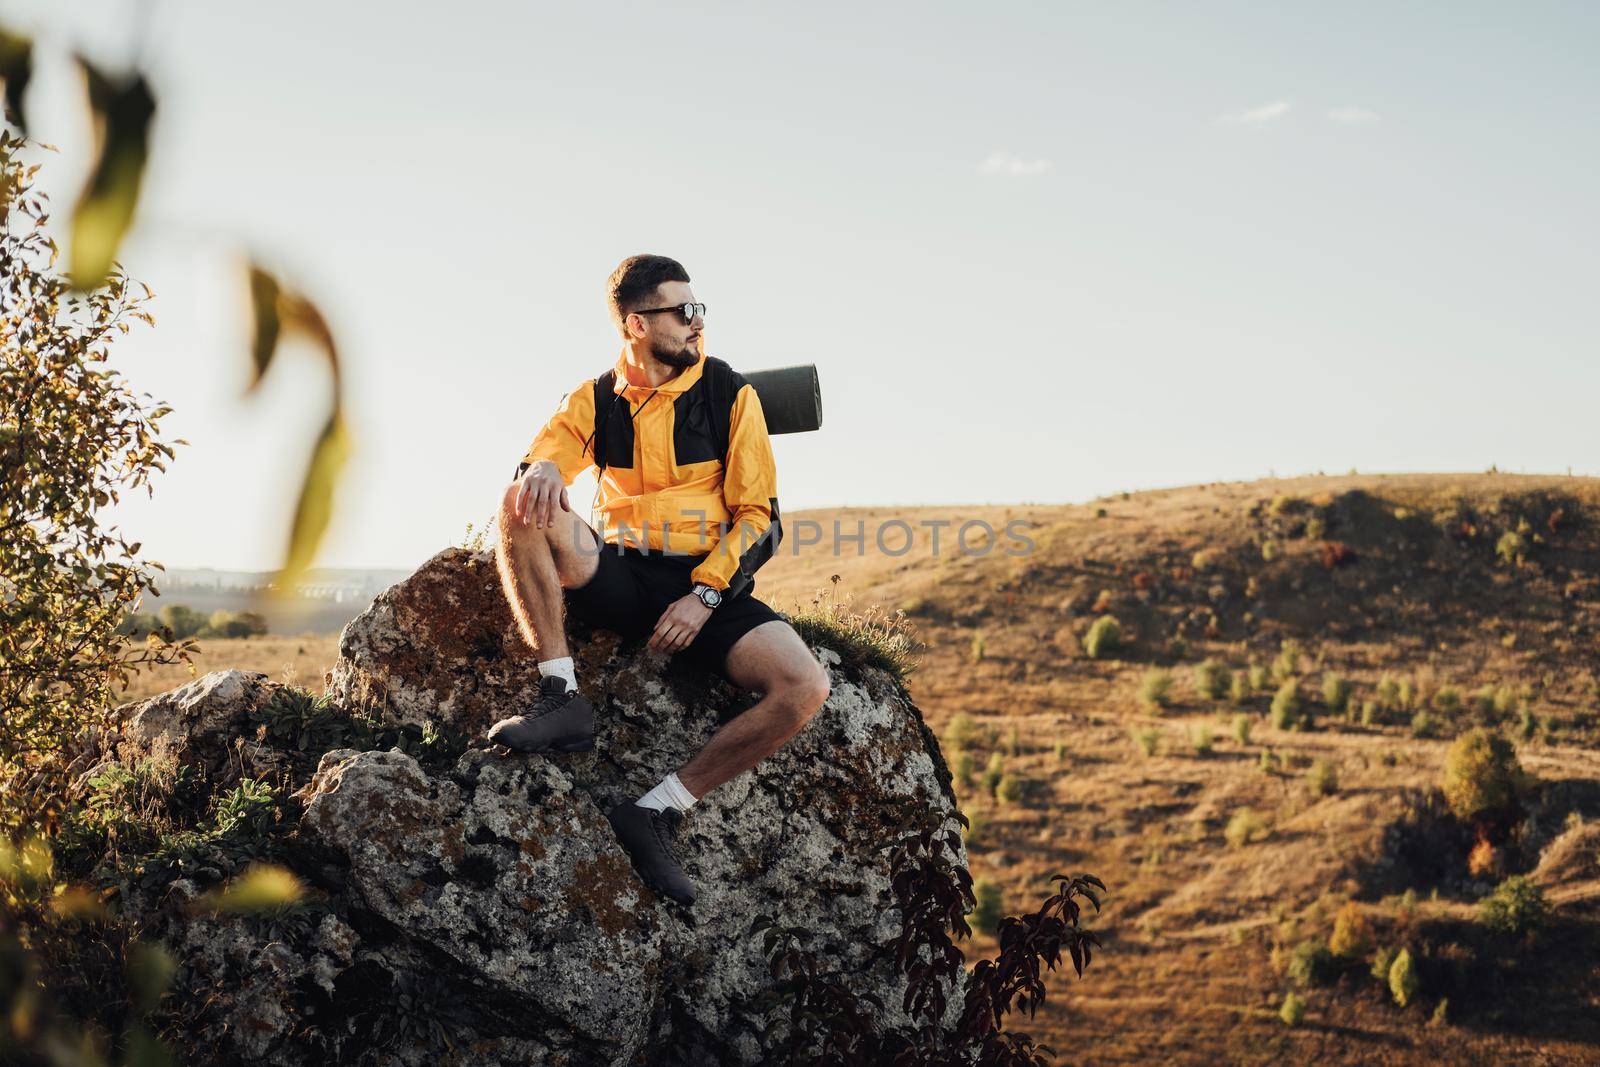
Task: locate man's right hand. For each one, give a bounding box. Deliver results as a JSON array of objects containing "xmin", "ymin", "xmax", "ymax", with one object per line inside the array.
[{"xmin": 513, "ymin": 460, "xmax": 571, "ymax": 529}]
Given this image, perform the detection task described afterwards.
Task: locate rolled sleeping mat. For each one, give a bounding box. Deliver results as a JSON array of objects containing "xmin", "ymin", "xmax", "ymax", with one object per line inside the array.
[{"xmin": 746, "ymin": 363, "xmax": 822, "ymax": 435}]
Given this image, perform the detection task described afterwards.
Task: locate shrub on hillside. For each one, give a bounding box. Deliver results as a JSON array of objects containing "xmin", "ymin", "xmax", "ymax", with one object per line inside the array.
[
  {"xmin": 1321, "ymin": 672, "xmax": 1350, "ymax": 714},
  {"xmin": 1271, "ymin": 640, "xmax": 1301, "ymax": 682},
  {"xmin": 1270, "ymin": 681, "xmax": 1301, "ymax": 730},
  {"xmin": 1225, "ymin": 808, "xmax": 1269, "ymax": 847},
  {"xmin": 1232, "ymin": 714, "xmax": 1252, "ymax": 745},
  {"xmin": 1193, "ymin": 659, "xmax": 1229, "ymax": 701},
  {"xmin": 943, "ymin": 713, "xmax": 979, "ymax": 751},
  {"xmin": 969, "ymin": 632, "xmax": 986, "ymax": 663},
  {"xmin": 1496, "ymin": 530, "xmax": 1528, "ymax": 566},
  {"xmin": 197, "ymin": 609, "xmax": 268, "ymax": 639},
  {"xmin": 1083, "ymin": 615, "xmax": 1121, "ymax": 659},
  {"xmin": 980, "ymin": 753, "xmax": 1005, "ymax": 795},
  {"xmin": 1370, "ymin": 944, "xmax": 1399, "ymax": 983},
  {"xmin": 1432, "ymin": 686, "xmax": 1462, "ymax": 716},
  {"xmin": 1441, "ymin": 728, "xmax": 1527, "ymax": 828},
  {"xmin": 1410, "ymin": 711, "xmax": 1439, "ymax": 739},
  {"xmin": 1287, "ymin": 939, "xmax": 1337, "ymax": 987},
  {"xmin": 1478, "ymin": 875, "xmax": 1549, "ymax": 938},
  {"xmin": 950, "ymin": 750, "xmax": 975, "ymax": 787},
  {"xmin": 1389, "ymin": 948, "xmax": 1420, "ymax": 1008},
  {"xmin": 1138, "ymin": 668, "xmax": 1174, "ymax": 711},
  {"xmin": 1329, "ymin": 902, "xmax": 1372, "ymax": 959},
  {"xmin": 971, "ymin": 877, "xmax": 1004, "ymax": 935},
  {"xmin": 1229, "ymin": 671, "xmax": 1251, "ymax": 706},
  {"xmin": 1467, "ymin": 837, "xmax": 1504, "ymax": 880},
  {"xmin": 1471, "ymin": 685, "xmax": 1498, "ymax": 720},
  {"xmin": 1306, "ymin": 758, "xmax": 1339, "ymax": 797},
  {"xmin": 1247, "ymin": 663, "xmax": 1269, "ymax": 692},
  {"xmin": 1279, "ymin": 992, "xmax": 1306, "ymax": 1027},
  {"xmin": 1131, "ymin": 726, "xmax": 1160, "ymax": 759},
  {"xmin": 1375, "ymin": 674, "xmax": 1401, "ymax": 711},
  {"xmin": 1269, "ymin": 494, "xmax": 1304, "ymax": 516},
  {"xmin": 1189, "ymin": 724, "xmax": 1214, "ymax": 757},
  {"xmin": 157, "ymin": 603, "xmax": 207, "ymax": 640},
  {"xmin": 994, "ymin": 774, "xmax": 1025, "ymax": 806}
]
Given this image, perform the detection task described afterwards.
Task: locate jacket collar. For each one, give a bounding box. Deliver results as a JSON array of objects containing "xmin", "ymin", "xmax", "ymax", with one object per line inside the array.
[{"xmin": 613, "ymin": 346, "xmax": 705, "ymax": 397}]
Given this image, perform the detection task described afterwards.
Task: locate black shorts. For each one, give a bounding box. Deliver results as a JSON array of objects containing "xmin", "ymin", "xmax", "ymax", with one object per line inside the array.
[{"xmin": 563, "ymin": 544, "xmax": 786, "ymax": 683}]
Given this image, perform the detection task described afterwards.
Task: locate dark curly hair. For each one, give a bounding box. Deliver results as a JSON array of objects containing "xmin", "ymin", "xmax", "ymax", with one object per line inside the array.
[{"xmin": 605, "ymin": 254, "xmax": 691, "ymax": 339}]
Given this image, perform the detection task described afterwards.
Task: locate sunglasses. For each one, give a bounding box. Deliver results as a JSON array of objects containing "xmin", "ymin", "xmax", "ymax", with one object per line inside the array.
[{"xmin": 633, "ymin": 302, "xmax": 707, "ymax": 326}]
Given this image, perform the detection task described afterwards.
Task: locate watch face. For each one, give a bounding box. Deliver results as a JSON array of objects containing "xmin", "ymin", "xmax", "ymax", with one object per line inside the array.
[{"xmin": 702, "ymin": 587, "xmax": 721, "ymax": 606}]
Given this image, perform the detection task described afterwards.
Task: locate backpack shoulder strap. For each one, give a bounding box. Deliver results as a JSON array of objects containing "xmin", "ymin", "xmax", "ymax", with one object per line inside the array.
[
  {"xmin": 587, "ymin": 370, "xmax": 617, "ymax": 472},
  {"xmin": 698, "ymin": 356, "xmax": 742, "ymax": 465}
]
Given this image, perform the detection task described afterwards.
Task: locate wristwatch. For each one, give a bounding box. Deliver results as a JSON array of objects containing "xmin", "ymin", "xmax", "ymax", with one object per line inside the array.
[{"xmin": 691, "ymin": 582, "xmax": 723, "ymax": 610}]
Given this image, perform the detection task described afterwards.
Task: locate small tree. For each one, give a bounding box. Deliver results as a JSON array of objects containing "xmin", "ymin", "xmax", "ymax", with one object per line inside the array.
[
  {"xmin": 1138, "ymin": 668, "xmax": 1174, "ymax": 711},
  {"xmin": 1, "ymin": 136, "xmax": 193, "ymax": 834},
  {"xmin": 1231, "ymin": 713, "xmax": 1252, "ymax": 745},
  {"xmin": 1441, "ymin": 728, "xmax": 1527, "ymax": 832},
  {"xmin": 1305, "ymin": 758, "xmax": 1339, "ymax": 797},
  {"xmin": 1270, "ymin": 681, "xmax": 1300, "ymax": 730},
  {"xmin": 1083, "ymin": 615, "xmax": 1120, "ymax": 659},
  {"xmin": 971, "ymin": 877, "xmax": 1004, "ymax": 935},
  {"xmin": 1328, "ymin": 901, "xmax": 1372, "ymax": 959},
  {"xmin": 1478, "ymin": 875, "xmax": 1549, "ymax": 938},
  {"xmin": 1193, "ymin": 659, "xmax": 1228, "ymax": 700},
  {"xmin": 1388, "ymin": 948, "xmax": 1420, "ymax": 1008},
  {"xmin": 1320, "ymin": 672, "xmax": 1350, "ymax": 714}
]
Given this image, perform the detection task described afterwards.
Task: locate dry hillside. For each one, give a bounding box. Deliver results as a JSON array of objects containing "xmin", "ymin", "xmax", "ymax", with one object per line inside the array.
[{"xmin": 759, "ymin": 472, "xmax": 1600, "ymax": 1065}]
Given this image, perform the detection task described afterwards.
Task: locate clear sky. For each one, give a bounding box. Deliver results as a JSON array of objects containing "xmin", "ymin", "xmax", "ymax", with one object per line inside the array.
[{"xmin": 4, "ymin": 1, "xmax": 1596, "ymax": 570}]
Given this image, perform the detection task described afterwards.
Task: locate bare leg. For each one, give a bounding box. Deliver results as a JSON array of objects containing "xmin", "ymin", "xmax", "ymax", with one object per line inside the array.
[
  {"xmin": 676, "ymin": 620, "xmax": 830, "ymax": 798},
  {"xmin": 494, "ymin": 482, "xmax": 602, "ymax": 658}
]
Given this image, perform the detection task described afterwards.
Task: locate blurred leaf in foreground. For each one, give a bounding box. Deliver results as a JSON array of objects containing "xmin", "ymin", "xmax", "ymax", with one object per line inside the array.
[{"xmin": 69, "ymin": 58, "xmax": 155, "ymax": 290}]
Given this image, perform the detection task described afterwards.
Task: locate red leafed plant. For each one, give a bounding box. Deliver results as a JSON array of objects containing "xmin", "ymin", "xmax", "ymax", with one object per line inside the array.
[{"xmin": 750, "ymin": 803, "xmax": 1104, "ymax": 1065}]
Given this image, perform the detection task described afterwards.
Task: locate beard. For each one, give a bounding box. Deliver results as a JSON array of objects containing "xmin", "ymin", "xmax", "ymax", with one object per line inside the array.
[{"xmin": 650, "ymin": 333, "xmax": 700, "ymax": 368}]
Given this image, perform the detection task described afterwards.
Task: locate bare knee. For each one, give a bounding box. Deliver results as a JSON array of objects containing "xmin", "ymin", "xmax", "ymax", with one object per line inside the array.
[
  {"xmin": 498, "ymin": 485, "xmax": 558, "ymax": 548},
  {"xmin": 773, "ymin": 662, "xmax": 830, "ymax": 730}
]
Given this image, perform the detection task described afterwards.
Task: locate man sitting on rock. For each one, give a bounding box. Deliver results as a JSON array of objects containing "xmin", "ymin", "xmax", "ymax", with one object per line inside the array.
[{"xmin": 486, "ymin": 253, "xmax": 831, "ymax": 908}]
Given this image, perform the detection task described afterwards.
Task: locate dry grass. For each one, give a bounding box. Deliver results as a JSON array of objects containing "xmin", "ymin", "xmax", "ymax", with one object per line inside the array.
[{"xmin": 113, "ymin": 633, "xmax": 340, "ymax": 704}]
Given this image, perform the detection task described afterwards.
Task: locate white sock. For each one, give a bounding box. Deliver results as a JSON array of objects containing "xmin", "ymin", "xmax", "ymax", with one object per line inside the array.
[
  {"xmin": 537, "ymin": 656, "xmax": 577, "ymax": 693},
  {"xmin": 635, "ymin": 772, "xmax": 698, "ymax": 813}
]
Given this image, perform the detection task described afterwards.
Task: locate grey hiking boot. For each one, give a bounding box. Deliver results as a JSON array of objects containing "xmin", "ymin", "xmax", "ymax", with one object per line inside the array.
[
  {"xmin": 486, "ymin": 676, "xmax": 595, "ymax": 754},
  {"xmin": 607, "ymin": 801, "xmax": 696, "ymax": 906}
]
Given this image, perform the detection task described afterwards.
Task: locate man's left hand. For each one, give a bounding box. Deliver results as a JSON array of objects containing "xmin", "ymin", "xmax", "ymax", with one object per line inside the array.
[{"xmin": 648, "ymin": 594, "xmax": 713, "ymax": 654}]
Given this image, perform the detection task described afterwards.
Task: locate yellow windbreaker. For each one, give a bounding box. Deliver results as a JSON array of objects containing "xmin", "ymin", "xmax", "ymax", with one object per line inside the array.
[{"xmin": 519, "ymin": 348, "xmax": 780, "ymax": 594}]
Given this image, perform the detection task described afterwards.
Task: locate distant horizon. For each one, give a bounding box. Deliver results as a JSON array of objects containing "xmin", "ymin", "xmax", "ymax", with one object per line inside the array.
[{"xmin": 151, "ymin": 465, "xmax": 1598, "ymax": 572}]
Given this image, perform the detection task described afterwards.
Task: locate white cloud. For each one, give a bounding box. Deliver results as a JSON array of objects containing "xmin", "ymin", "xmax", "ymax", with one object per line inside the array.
[
  {"xmin": 1327, "ymin": 106, "xmax": 1381, "ymax": 125},
  {"xmin": 979, "ymin": 151, "xmax": 1052, "ymax": 176},
  {"xmin": 1217, "ymin": 100, "xmax": 1292, "ymax": 125}
]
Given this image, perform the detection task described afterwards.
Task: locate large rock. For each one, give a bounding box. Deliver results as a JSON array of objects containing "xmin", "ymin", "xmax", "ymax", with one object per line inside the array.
[{"xmin": 106, "ymin": 547, "xmax": 965, "ymax": 1066}]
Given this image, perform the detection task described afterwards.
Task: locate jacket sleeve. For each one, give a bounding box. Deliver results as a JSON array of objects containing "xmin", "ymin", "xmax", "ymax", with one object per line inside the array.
[
  {"xmin": 516, "ymin": 381, "xmax": 597, "ymax": 484},
  {"xmin": 690, "ymin": 382, "xmax": 780, "ymax": 594}
]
